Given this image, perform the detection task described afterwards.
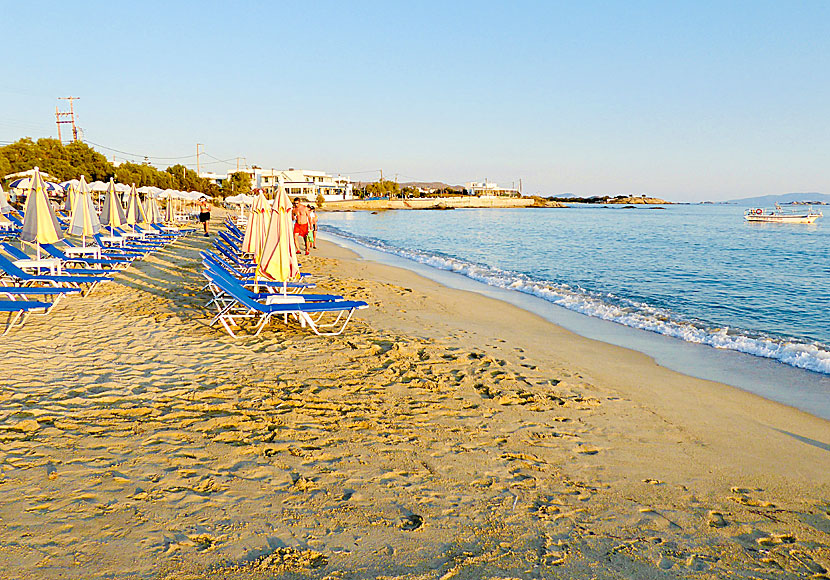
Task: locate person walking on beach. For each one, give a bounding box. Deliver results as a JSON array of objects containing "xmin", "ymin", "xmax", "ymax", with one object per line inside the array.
[
  {"xmin": 308, "ymin": 204, "xmax": 318, "ymax": 250},
  {"xmin": 198, "ymin": 198, "xmax": 212, "ymax": 237},
  {"xmin": 292, "ymin": 198, "xmax": 310, "ymax": 255}
]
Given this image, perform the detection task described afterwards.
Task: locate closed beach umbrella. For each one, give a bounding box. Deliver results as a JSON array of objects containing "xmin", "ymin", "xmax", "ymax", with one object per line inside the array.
[
  {"xmin": 145, "ymin": 193, "xmax": 163, "ymax": 224},
  {"xmin": 100, "ymin": 178, "xmax": 127, "ymax": 235},
  {"xmin": 67, "ymin": 175, "xmax": 101, "ymax": 246},
  {"xmin": 20, "ymin": 167, "xmax": 64, "ymax": 257},
  {"xmin": 257, "ymin": 180, "xmax": 299, "ymax": 288},
  {"xmin": 0, "ymin": 184, "xmax": 12, "ymax": 214},
  {"xmin": 125, "ymin": 184, "xmax": 147, "ymax": 229},
  {"xmin": 241, "ymin": 192, "xmax": 270, "ymax": 256},
  {"xmin": 63, "ymin": 182, "xmax": 76, "ymax": 212}
]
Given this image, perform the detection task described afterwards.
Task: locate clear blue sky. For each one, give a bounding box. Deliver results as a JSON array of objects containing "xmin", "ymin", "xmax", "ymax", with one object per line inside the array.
[{"xmin": 2, "ymin": 0, "xmax": 828, "ymax": 201}]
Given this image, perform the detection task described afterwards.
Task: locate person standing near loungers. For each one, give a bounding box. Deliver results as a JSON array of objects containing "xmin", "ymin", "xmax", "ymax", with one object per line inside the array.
[
  {"xmin": 307, "ymin": 204, "xmax": 318, "ymax": 250},
  {"xmin": 292, "ymin": 198, "xmax": 311, "ymax": 255},
  {"xmin": 198, "ymin": 199, "xmax": 211, "ymax": 237}
]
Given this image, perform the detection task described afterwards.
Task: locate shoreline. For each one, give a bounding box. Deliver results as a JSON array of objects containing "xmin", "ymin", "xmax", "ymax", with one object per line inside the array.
[
  {"xmin": 0, "ymin": 226, "xmax": 828, "ymax": 578},
  {"xmin": 320, "ymin": 229, "xmax": 830, "ymax": 421}
]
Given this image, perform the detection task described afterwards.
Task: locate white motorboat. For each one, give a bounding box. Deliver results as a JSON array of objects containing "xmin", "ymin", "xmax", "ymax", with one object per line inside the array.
[{"xmin": 744, "ymin": 204, "xmax": 822, "ymax": 224}]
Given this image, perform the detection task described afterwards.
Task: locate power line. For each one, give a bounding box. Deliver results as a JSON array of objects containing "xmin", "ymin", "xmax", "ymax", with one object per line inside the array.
[
  {"xmin": 83, "ymin": 139, "xmax": 199, "ymax": 161},
  {"xmin": 202, "ymin": 152, "xmax": 240, "ymax": 164},
  {"xmin": 339, "ymin": 169, "xmax": 384, "ymax": 175}
]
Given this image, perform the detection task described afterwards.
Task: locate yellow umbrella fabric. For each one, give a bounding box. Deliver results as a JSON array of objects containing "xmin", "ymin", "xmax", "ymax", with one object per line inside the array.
[
  {"xmin": 67, "ymin": 175, "xmax": 101, "ymax": 244},
  {"xmin": 257, "ymin": 182, "xmax": 299, "ymax": 283},
  {"xmin": 125, "ymin": 184, "xmax": 147, "ymax": 227},
  {"xmin": 100, "ymin": 178, "xmax": 127, "ymax": 233},
  {"xmin": 164, "ymin": 194, "xmax": 175, "ymax": 223},
  {"xmin": 20, "ymin": 167, "xmax": 64, "ymax": 249},
  {"xmin": 241, "ymin": 192, "xmax": 270, "ymax": 257}
]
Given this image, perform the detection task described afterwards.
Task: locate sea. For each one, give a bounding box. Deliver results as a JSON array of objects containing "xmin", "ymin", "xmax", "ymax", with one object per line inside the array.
[{"xmin": 319, "ymin": 204, "xmax": 830, "ymax": 419}]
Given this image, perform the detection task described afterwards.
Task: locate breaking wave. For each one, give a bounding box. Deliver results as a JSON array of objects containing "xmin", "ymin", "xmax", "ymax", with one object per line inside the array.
[{"xmin": 322, "ymin": 225, "xmax": 830, "ymax": 375}]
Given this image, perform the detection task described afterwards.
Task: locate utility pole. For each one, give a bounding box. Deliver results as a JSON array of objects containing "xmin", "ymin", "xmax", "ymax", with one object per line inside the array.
[
  {"xmin": 196, "ymin": 143, "xmax": 203, "ymax": 176},
  {"xmin": 55, "ymin": 97, "xmax": 80, "ymax": 142}
]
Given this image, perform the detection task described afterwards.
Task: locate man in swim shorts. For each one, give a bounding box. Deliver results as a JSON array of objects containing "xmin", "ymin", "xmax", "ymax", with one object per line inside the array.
[
  {"xmin": 198, "ymin": 199, "xmax": 211, "ymax": 236},
  {"xmin": 292, "ymin": 198, "xmax": 310, "ymax": 254}
]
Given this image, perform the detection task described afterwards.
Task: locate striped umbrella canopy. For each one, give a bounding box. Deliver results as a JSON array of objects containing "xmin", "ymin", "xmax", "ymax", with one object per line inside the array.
[
  {"xmin": 241, "ymin": 192, "xmax": 270, "ymax": 257},
  {"xmin": 0, "ymin": 184, "xmax": 12, "ymax": 214},
  {"xmin": 99, "ymin": 178, "xmax": 127, "ymax": 234},
  {"xmin": 20, "ymin": 167, "xmax": 64, "ymax": 256},
  {"xmin": 257, "ymin": 180, "xmax": 299, "ymax": 287},
  {"xmin": 125, "ymin": 184, "xmax": 147, "ymax": 228},
  {"xmin": 67, "ymin": 175, "xmax": 101, "ymax": 245},
  {"xmin": 145, "ymin": 193, "xmax": 163, "ymax": 224}
]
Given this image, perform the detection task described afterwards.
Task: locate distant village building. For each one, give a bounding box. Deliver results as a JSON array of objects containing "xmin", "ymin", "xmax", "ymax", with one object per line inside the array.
[
  {"xmin": 465, "ymin": 180, "xmax": 521, "ymax": 197},
  {"xmin": 199, "ymin": 171, "xmax": 227, "ymax": 187},
  {"xmin": 203, "ymin": 168, "xmax": 354, "ymax": 201}
]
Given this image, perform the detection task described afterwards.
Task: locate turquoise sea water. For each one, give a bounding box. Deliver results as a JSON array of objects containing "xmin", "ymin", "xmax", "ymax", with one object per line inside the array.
[{"xmin": 321, "ymin": 204, "xmax": 830, "ymax": 376}]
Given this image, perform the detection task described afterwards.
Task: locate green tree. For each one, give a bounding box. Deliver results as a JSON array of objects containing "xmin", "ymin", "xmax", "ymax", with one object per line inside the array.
[
  {"xmin": 365, "ymin": 179, "xmax": 400, "ymax": 198},
  {"xmin": 0, "ymin": 138, "xmax": 116, "ymax": 182},
  {"xmin": 224, "ymin": 171, "xmax": 251, "ymax": 196}
]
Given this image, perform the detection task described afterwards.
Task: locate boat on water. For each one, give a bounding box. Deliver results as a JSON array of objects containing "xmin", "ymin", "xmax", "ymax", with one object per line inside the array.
[{"xmin": 744, "ymin": 204, "xmax": 822, "ymax": 224}]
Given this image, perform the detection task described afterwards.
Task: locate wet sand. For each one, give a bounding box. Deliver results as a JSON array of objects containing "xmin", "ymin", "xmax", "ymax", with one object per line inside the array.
[{"xmin": 0, "ymin": 226, "xmax": 828, "ymax": 579}]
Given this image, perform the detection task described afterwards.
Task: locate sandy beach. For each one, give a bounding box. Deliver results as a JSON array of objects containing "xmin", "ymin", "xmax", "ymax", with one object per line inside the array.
[{"xmin": 1, "ymin": 222, "xmax": 828, "ymax": 579}]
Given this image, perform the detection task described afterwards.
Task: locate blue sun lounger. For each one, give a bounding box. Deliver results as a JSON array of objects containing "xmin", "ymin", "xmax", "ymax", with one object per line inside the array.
[
  {"xmin": 39, "ymin": 243, "xmax": 131, "ymax": 270},
  {"xmin": 0, "ymin": 254, "xmax": 113, "ymax": 296},
  {"xmin": 0, "ymin": 298, "xmax": 52, "ymax": 334},
  {"xmin": 203, "ymin": 265, "xmax": 341, "ymax": 311},
  {"xmin": 0, "ymin": 299, "xmax": 52, "ymax": 335},
  {"xmin": 0, "ymin": 285, "xmax": 81, "ymax": 312},
  {"xmin": 93, "ymin": 234, "xmax": 152, "ymax": 257},
  {"xmin": 200, "ymin": 251, "xmax": 316, "ymax": 292},
  {"xmin": 0, "ymin": 243, "xmax": 118, "ymax": 277},
  {"xmin": 203, "ymin": 266, "xmax": 367, "ymax": 337}
]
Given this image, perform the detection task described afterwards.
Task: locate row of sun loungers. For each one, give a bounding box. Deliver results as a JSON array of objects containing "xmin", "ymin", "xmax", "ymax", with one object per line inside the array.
[
  {"xmin": 0, "ymin": 208, "xmax": 193, "ymax": 335},
  {"xmin": 200, "ymin": 217, "xmax": 368, "ymax": 337},
  {"xmin": 0, "ymin": 207, "xmax": 368, "ymax": 338}
]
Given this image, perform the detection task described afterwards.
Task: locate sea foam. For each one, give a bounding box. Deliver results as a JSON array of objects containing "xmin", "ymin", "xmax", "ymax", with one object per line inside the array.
[{"xmin": 323, "ymin": 225, "xmax": 830, "ymax": 375}]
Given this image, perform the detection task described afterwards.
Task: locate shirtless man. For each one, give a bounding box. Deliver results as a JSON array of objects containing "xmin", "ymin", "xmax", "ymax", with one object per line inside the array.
[{"xmin": 292, "ymin": 198, "xmax": 311, "ymax": 255}]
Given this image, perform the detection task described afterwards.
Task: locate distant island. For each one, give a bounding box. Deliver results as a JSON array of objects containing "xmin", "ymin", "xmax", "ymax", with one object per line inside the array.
[{"xmin": 725, "ymin": 192, "xmax": 830, "ymax": 206}]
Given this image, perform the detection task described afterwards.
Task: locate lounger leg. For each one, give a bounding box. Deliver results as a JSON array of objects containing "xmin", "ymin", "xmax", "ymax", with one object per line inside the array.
[
  {"xmin": 300, "ymin": 308, "xmax": 356, "ymax": 337},
  {"xmin": 2, "ymin": 311, "xmax": 23, "ymax": 336},
  {"xmin": 252, "ymin": 313, "xmax": 273, "ymax": 337}
]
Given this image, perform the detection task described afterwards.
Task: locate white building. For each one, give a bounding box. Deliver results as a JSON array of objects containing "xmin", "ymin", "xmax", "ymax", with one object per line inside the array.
[
  {"xmin": 199, "ymin": 171, "xmax": 227, "ymax": 187},
  {"xmin": 203, "ymin": 167, "xmax": 355, "ymax": 201},
  {"xmin": 255, "ymin": 169, "xmax": 353, "ymax": 201},
  {"xmin": 465, "ymin": 180, "xmax": 521, "ymax": 197}
]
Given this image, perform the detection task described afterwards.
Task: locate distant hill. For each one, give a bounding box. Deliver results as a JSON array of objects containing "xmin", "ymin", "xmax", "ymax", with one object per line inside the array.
[
  {"xmin": 727, "ymin": 192, "xmax": 830, "ymax": 205},
  {"xmin": 400, "ymin": 181, "xmax": 465, "ymax": 192},
  {"xmin": 354, "ymin": 181, "xmax": 465, "ymax": 192}
]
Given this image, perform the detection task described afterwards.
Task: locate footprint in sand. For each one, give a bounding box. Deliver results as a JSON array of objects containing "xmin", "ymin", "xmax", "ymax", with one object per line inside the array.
[
  {"xmin": 756, "ymin": 533, "xmax": 796, "ymax": 546},
  {"xmin": 399, "ymin": 514, "xmax": 423, "ymax": 531},
  {"xmin": 707, "ymin": 511, "xmax": 728, "ymax": 528}
]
